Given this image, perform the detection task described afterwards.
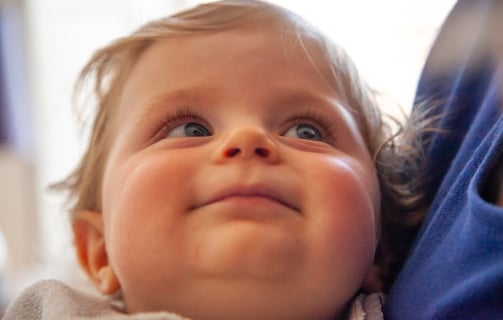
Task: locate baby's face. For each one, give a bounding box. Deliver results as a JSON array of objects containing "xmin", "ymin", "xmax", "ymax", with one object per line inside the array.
[{"xmin": 99, "ymin": 28, "xmax": 380, "ymax": 319}]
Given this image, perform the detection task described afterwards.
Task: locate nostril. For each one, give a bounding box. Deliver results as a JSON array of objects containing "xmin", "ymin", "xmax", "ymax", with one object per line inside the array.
[
  {"xmin": 255, "ymin": 148, "xmax": 269, "ymax": 157},
  {"xmin": 225, "ymin": 148, "xmax": 240, "ymax": 157}
]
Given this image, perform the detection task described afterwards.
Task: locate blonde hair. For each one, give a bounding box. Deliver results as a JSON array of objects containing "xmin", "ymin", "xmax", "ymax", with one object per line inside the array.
[{"xmin": 57, "ymin": 0, "xmax": 428, "ymax": 291}]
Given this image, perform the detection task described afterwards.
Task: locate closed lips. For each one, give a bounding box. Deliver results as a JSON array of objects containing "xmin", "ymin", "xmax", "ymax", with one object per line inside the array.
[{"xmin": 197, "ymin": 184, "xmax": 300, "ymax": 213}]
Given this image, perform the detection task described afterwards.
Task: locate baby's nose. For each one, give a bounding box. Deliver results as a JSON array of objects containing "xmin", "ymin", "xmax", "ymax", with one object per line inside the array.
[{"xmin": 212, "ymin": 126, "xmax": 280, "ymax": 164}]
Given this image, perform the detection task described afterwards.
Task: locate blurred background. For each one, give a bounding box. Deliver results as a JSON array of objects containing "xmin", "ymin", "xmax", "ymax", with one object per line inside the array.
[{"xmin": 0, "ymin": 0, "xmax": 455, "ymax": 313}]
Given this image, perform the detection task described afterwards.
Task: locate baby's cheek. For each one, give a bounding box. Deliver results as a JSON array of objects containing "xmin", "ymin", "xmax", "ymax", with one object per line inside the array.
[
  {"xmin": 101, "ymin": 153, "xmax": 195, "ymax": 301},
  {"xmin": 310, "ymin": 156, "xmax": 379, "ymax": 225},
  {"xmin": 306, "ymin": 156, "xmax": 379, "ymax": 278}
]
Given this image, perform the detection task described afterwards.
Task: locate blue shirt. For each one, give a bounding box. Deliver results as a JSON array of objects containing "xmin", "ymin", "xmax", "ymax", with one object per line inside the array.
[{"xmin": 385, "ymin": 0, "xmax": 503, "ymax": 318}]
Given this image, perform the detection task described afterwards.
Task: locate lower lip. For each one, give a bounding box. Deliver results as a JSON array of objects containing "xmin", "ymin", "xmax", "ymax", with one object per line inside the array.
[{"xmin": 204, "ymin": 195, "xmax": 294, "ymax": 216}]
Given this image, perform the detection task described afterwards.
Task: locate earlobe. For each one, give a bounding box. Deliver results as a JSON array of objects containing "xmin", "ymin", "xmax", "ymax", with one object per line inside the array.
[
  {"xmin": 73, "ymin": 210, "xmax": 120, "ymax": 294},
  {"xmin": 97, "ymin": 265, "xmax": 121, "ymax": 294}
]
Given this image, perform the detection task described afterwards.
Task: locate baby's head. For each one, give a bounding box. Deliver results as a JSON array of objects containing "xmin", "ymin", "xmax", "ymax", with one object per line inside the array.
[{"xmin": 62, "ymin": 1, "xmax": 419, "ymax": 319}]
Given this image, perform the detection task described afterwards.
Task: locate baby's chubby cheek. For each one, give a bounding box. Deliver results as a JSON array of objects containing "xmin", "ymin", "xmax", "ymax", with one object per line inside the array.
[
  {"xmin": 99, "ymin": 155, "xmax": 196, "ymax": 264},
  {"xmin": 303, "ymin": 157, "xmax": 379, "ymax": 280}
]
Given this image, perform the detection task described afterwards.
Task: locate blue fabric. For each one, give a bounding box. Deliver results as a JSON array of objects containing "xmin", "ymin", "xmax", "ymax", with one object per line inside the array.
[{"xmin": 385, "ymin": 0, "xmax": 503, "ymax": 318}]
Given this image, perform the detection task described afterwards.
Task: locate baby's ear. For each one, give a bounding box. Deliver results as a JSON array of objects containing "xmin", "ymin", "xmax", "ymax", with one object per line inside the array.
[
  {"xmin": 362, "ymin": 264, "xmax": 383, "ymax": 293},
  {"xmin": 73, "ymin": 210, "xmax": 120, "ymax": 294}
]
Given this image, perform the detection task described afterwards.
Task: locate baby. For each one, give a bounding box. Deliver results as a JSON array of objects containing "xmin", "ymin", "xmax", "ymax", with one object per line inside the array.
[{"xmin": 5, "ymin": 1, "xmax": 426, "ymax": 319}]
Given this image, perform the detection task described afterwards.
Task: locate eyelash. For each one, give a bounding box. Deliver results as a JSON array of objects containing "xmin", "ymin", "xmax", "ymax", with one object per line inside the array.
[
  {"xmin": 154, "ymin": 107, "xmax": 212, "ymax": 138},
  {"xmin": 282, "ymin": 108, "xmax": 338, "ymax": 143},
  {"xmin": 153, "ymin": 107, "xmax": 337, "ymax": 142}
]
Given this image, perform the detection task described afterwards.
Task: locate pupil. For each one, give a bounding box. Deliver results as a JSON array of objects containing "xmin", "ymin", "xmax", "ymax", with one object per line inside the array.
[
  {"xmin": 185, "ymin": 123, "xmax": 208, "ymax": 137},
  {"xmin": 297, "ymin": 125, "xmax": 320, "ymax": 140}
]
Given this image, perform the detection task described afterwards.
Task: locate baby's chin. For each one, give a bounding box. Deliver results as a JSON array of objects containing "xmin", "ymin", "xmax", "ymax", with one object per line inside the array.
[
  {"xmin": 185, "ymin": 220, "xmax": 305, "ymax": 280},
  {"xmin": 122, "ymin": 278, "xmax": 348, "ymax": 320}
]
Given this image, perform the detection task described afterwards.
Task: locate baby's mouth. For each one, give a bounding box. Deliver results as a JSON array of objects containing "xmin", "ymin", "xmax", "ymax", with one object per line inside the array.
[{"xmin": 195, "ymin": 184, "xmax": 300, "ymax": 213}]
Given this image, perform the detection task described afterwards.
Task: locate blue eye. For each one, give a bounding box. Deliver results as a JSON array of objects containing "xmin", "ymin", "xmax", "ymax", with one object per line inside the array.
[
  {"xmin": 284, "ymin": 124, "xmax": 322, "ymax": 141},
  {"xmin": 167, "ymin": 122, "xmax": 211, "ymax": 138}
]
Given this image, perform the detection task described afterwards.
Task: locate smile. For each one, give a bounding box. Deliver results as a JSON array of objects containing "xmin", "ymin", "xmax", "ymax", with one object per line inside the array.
[{"xmin": 196, "ymin": 185, "xmax": 300, "ymax": 213}]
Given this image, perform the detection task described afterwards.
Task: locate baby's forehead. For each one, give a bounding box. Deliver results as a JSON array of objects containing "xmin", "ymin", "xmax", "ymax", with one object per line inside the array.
[
  {"xmin": 118, "ymin": 29, "xmax": 342, "ymax": 106},
  {"xmin": 135, "ymin": 26, "xmax": 336, "ymax": 86}
]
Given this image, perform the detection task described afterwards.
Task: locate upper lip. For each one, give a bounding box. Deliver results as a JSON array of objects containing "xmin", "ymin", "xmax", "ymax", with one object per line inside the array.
[{"xmin": 195, "ymin": 184, "xmax": 300, "ymax": 212}]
